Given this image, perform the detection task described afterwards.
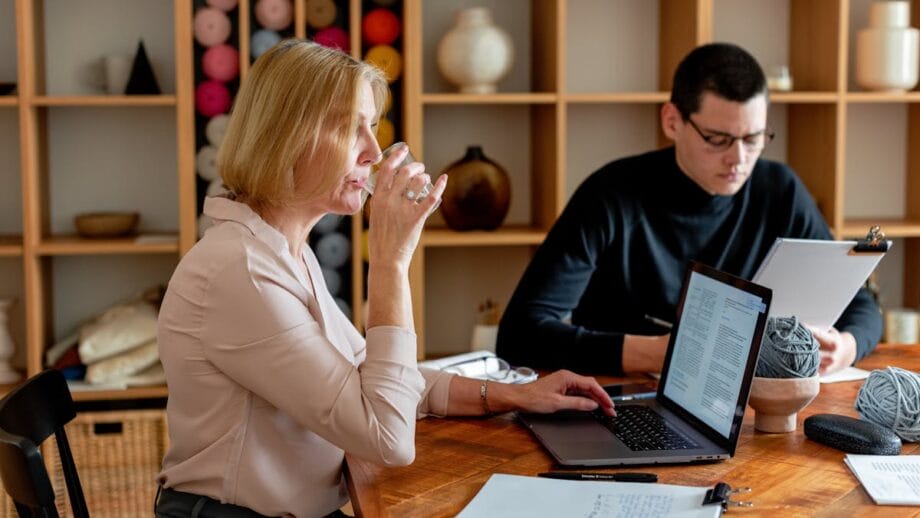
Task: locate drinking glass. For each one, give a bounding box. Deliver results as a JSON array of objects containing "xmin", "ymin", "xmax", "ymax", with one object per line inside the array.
[{"xmin": 362, "ymin": 142, "xmax": 439, "ymax": 209}]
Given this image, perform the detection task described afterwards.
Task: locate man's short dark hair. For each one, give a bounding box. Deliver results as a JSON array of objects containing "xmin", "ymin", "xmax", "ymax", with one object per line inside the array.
[{"xmin": 670, "ymin": 43, "xmax": 767, "ymax": 119}]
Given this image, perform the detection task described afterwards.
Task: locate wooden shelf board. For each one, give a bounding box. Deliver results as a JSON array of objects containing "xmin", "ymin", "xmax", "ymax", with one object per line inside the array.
[
  {"xmin": 70, "ymin": 384, "xmax": 169, "ymax": 402},
  {"xmin": 565, "ymin": 92, "xmax": 670, "ymax": 103},
  {"xmin": 841, "ymin": 219, "xmax": 920, "ymax": 238},
  {"xmin": 422, "ymin": 227, "xmax": 547, "ymax": 247},
  {"xmin": 421, "ymin": 92, "xmax": 557, "ymax": 104},
  {"xmin": 0, "ymin": 235, "xmax": 23, "ymax": 257},
  {"xmin": 32, "ymin": 95, "xmax": 177, "ymax": 107},
  {"xmin": 770, "ymin": 91, "xmax": 838, "ymax": 103},
  {"xmin": 36, "ymin": 234, "xmax": 180, "ymax": 255},
  {"xmin": 0, "ymin": 96, "xmax": 17, "ymax": 107},
  {"xmin": 845, "ymin": 91, "xmax": 920, "ymax": 103}
]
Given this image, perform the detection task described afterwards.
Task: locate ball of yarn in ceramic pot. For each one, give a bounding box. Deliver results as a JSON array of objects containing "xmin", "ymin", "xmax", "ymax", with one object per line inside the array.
[{"xmin": 439, "ymin": 146, "xmax": 510, "ymax": 231}]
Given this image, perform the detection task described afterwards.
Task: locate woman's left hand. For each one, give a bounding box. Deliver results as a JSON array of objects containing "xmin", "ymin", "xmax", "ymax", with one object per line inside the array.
[{"xmin": 492, "ymin": 370, "xmax": 616, "ymax": 416}]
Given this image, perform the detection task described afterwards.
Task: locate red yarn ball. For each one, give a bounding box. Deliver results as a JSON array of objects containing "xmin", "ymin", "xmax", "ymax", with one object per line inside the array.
[
  {"xmin": 362, "ymin": 8, "xmax": 400, "ymax": 46},
  {"xmin": 314, "ymin": 27, "xmax": 349, "ymax": 52},
  {"xmin": 202, "ymin": 44, "xmax": 239, "ymax": 82},
  {"xmin": 196, "ymin": 81, "xmax": 232, "ymax": 117}
]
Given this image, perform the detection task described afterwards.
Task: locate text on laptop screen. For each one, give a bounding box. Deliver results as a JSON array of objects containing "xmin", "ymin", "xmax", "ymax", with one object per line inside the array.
[{"xmin": 662, "ymin": 270, "xmax": 768, "ymax": 438}]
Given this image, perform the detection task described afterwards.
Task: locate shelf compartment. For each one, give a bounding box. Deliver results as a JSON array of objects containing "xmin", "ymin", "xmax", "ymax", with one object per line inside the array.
[
  {"xmin": 565, "ymin": 92, "xmax": 669, "ymax": 104},
  {"xmin": 842, "ymin": 219, "xmax": 920, "ymax": 239},
  {"xmin": 771, "ymin": 92, "xmax": 839, "ymax": 103},
  {"xmin": 36, "ymin": 235, "xmax": 179, "ymax": 256},
  {"xmin": 70, "ymin": 385, "xmax": 169, "ymax": 402},
  {"xmin": 845, "ymin": 92, "xmax": 920, "ymax": 103},
  {"xmin": 0, "ymin": 236, "xmax": 23, "ymax": 257},
  {"xmin": 422, "ymin": 93, "xmax": 557, "ymax": 104},
  {"xmin": 422, "ymin": 226, "xmax": 546, "ymax": 247},
  {"xmin": 32, "ymin": 95, "xmax": 177, "ymax": 107},
  {"xmin": 421, "ymin": 0, "xmax": 555, "ymax": 94}
]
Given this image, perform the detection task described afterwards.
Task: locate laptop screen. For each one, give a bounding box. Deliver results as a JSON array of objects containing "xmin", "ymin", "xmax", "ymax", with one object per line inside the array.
[{"xmin": 661, "ymin": 265, "xmax": 770, "ymax": 439}]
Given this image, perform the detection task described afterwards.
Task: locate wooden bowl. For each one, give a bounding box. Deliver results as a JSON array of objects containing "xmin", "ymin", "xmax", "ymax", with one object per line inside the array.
[{"xmin": 74, "ymin": 212, "xmax": 140, "ymax": 238}]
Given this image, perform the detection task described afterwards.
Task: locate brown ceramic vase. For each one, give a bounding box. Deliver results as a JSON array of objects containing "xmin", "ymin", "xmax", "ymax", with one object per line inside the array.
[{"xmin": 439, "ymin": 146, "xmax": 510, "ymax": 231}]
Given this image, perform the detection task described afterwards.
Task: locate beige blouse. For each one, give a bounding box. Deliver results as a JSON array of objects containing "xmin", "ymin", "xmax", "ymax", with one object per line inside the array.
[{"xmin": 157, "ymin": 196, "xmax": 454, "ymax": 517}]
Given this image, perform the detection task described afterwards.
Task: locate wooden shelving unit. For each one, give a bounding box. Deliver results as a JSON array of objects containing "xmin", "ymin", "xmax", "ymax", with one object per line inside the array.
[
  {"xmin": 3, "ymin": 0, "xmax": 918, "ymax": 396},
  {"xmin": 6, "ymin": 0, "xmax": 195, "ymax": 401},
  {"xmin": 402, "ymin": 0, "xmax": 920, "ymax": 356}
]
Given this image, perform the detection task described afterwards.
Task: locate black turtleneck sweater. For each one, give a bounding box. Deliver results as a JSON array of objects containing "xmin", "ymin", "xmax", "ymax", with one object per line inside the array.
[{"xmin": 496, "ymin": 147, "xmax": 882, "ymax": 375}]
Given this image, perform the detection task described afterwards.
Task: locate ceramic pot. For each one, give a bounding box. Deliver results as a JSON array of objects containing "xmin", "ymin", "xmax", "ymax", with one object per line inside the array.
[
  {"xmin": 748, "ymin": 376, "xmax": 820, "ymax": 433},
  {"xmin": 440, "ymin": 146, "xmax": 511, "ymax": 231},
  {"xmin": 436, "ymin": 7, "xmax": 514, "ymax": 94},
  {"xmin": 856, "ymin": 1, "xmax": 920, "ymax": 91},
  {"xmin": 0, "ymin": 299, "xmax": 20, "ymax": 384}
]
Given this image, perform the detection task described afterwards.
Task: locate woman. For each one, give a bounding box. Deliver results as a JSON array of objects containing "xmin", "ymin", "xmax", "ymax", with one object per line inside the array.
[{"xmin": 156, "ymin": 40, "xmax": 614, "ymax": 518}]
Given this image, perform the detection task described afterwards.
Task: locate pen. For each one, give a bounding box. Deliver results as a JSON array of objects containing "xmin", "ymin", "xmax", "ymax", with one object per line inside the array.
[
  {"xmin": 644, "ymin": 314, "xmax": 673, "ymax": 330},
  {"xmin": 538, "ymin": 471, "xmax": 658, "ymax": 483}
]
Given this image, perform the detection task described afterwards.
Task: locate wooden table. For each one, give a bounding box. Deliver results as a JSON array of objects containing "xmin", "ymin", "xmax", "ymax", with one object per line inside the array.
[{"xmin": 345, "ymin": 344, "xmax": 920, "ymax": 517}]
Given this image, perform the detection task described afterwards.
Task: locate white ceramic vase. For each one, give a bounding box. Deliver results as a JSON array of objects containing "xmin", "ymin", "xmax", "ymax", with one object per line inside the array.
[
  {"xmin": 856, "ymin": 1, "xmax": 920, "ymax": 91},
  {"xmin": 436, "ymin": 7, "xmax": 514, "ymax": 94},
  {"xmin": 0, "ymin": 298, "xmax": 21, "ymax": 384}
]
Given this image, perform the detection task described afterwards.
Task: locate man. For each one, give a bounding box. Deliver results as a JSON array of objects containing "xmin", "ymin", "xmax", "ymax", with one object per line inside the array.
[{"xmin": 496, "ymin": 43, "xmax": 881, "ymax": 376}]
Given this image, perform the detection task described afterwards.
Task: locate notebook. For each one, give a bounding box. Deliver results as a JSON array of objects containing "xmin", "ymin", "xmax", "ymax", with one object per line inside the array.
[{"xmin": 518, "ymin": 261, "xmax": 772, "ymax": 466}]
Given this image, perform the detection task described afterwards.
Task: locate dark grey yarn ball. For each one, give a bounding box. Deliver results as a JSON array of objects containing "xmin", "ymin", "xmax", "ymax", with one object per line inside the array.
[{"xmin": 755, "ymin": 316, "xmax": 819, "ymax": 378}]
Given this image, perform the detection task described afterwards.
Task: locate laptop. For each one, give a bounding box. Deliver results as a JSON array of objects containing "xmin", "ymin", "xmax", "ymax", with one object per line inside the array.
[{"xmin": 518, "ymin": 261, "xmax": 772, "ymax": 466}]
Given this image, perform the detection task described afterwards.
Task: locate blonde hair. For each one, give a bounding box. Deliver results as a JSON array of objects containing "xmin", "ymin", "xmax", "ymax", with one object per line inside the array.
[{"xmin": 219, "ymin": 40, "xmax": 388, "ymax": 207}]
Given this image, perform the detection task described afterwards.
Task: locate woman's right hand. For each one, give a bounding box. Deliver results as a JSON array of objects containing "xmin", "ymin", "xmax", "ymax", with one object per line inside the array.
[{"xmin": 367, "ymin": 144, "xmax": 447, "ymax": 271}]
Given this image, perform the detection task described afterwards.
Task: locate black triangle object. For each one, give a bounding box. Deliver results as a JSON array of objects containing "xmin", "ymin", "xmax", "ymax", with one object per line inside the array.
[{"xmin": 124, "ymin": 40, "xmax": 161, "ymax": 95}]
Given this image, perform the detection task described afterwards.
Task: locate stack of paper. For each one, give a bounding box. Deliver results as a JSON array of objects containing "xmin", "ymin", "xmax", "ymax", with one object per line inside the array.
[
  {"xmin": 845, "ymin": 454, "xmax": 920, "ymax": 505},
  {"xmin": 457, "ymin": 474, "xmax": 721, "ymax": 518}
]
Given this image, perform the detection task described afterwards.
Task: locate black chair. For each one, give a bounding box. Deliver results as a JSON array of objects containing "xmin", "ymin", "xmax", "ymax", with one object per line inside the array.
[{"xmin": 0, "ymin": 369, "xmax": 88, "ymax": 517}]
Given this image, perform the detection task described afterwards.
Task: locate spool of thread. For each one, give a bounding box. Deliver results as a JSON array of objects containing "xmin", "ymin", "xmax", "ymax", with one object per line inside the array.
[
  {"xmin": 251, "ymin": 30, "xmax": 282, "ymax": 59},
  {"xmin": 255, "ymin": 0, "xmax": 293, "ymax": 31},
  {"xmin": 205, "ymin": 114, "xmax": 230, "ymax": 147},
  {"xmin": 856, "ymin": 366, "xmax": 920, "ymax": 442},
  {"xmin": 315, "ymin": 232, "xmax": 350, "ymax": 268},
  {"xmin": 193, "ymin": 7, "xmax": 231, "ymax": 47},
  {"xmin": 202, "ymin": 44, "xmax": 239, "ymax": 82},
  {"xmin": 364, "ymin": 45, "xmax": 402, "ymax": 84},
  {"xmin": 885, "ymin": 308, "xmax": 920, "ymax": 344},
  {"xmin": 314, "ymin": 27, "xmax": 349, "ymax": 53},
  {"xmin": 755, "ymin": 316, "xmax": 820, "ymax": 378},
  {"xmin": 195, "ymin": 81, "xmax": 232, "ymax": 117},
  {"xmin": 196, "ymin": 145, "xmax": 220, "ymax": 181}
]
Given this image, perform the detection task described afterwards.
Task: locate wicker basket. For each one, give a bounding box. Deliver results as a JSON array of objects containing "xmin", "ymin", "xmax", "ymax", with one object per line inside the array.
[{"xmin": 1, "ymin": 409, "xmax": 168, "ymax": 517}]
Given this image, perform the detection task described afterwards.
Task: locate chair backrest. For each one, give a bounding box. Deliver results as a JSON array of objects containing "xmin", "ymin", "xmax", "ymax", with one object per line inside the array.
[{"xmin": 0, "ymin": 369, "xmax": 88, "ymax": 517}]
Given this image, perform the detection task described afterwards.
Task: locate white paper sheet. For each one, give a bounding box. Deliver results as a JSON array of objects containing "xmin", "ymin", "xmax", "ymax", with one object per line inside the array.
[
  {"xmin": 457, "ymin": 474, "xmax": 721, "ymax": 518},
  {"xmin": 819, "ymin": 366, "xmax": 871, "ymax": 384},
  {"xmin": 845, "ymin": 454, "xmax": 920, "ymax": 505},
  {"xmin": 752, "ymin": 238, "xmax": 890, "ymax": 330}
]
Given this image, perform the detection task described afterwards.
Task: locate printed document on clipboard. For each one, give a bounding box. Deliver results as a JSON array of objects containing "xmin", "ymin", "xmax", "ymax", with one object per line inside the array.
[{"xmin": 751, "ymin": 237, "xmax": 891, "ymax": 330}]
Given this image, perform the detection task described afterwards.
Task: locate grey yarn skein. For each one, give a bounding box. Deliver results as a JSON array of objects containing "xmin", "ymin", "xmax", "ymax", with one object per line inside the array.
[
  {"xmin": 856, "ymin": 366, "xmax": 920, "ymax": 443},
  {"xmin": 755, "ymin": 316, "xmax": 819, "ymax": 378}
]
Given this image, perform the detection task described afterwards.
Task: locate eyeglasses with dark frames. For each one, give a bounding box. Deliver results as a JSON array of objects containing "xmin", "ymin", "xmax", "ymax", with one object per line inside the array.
[{"xmin": 685, "ymin": 117, "xmax": 775, "ymax": 152}]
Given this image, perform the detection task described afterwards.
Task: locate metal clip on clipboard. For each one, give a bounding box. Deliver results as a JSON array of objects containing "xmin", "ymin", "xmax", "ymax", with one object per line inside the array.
[
  {"xmin": 850, "ymin": 225, "xmax": 890, "ymax": 254},
  {"xmin": 702, "ymin": 481, "xmax": 753, "ymax": 512}
]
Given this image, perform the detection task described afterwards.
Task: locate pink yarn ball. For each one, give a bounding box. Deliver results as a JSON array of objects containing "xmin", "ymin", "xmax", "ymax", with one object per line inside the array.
[
  {"xmin": 194, "ymin": 7, "xmax": 231, "ymax": 47},
  {"xmin": 202, "ymin": 44, "xmax": 240, "ymax": 82},
  {"xmin": 362, "ymin": 8, "xmax": 400, "ymax": 46},
  {"xmin": 314, "ymin": 27, "xmax": 349, "ymax": 52},
  {"xmin": 206, "ymin": 0, "xmax": 238, "ymax": 12},
  {"xmin": 196, "ymin": 81, "xmax": 232, "ymax": 117},
  {"xmin": 255, "ymin": 0, "xmax": 293, "ymax": 31}
]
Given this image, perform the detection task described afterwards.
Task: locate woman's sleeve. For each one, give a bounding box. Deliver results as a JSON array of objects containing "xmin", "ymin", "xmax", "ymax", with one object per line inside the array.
[
  {"xmin": 417, "ymin": 367, "xmax": 455, "ymax": 418},
  {"xmin": 199, "ymin": 256, "xmax": 425, "ymax": 466}
]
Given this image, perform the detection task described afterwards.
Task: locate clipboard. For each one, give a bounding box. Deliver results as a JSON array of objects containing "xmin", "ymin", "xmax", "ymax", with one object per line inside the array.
[{"xmin": 751, "ymin": 231, "xmax": 891, "ymax": 330}]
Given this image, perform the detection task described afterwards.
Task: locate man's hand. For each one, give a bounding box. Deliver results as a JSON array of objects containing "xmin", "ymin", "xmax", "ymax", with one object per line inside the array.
[
  {"xmin": 806, "ymin": 325, "xmax": 857, "ymax": 375},
  {"xmin": 622, "ymin": 334, "xmax": 670, "ymax": 374}
]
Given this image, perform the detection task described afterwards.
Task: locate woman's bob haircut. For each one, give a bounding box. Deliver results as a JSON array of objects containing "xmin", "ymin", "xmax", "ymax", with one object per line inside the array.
[{"xmin": 219, "ymin": 39, "xmax": 388, "ymax": 207}]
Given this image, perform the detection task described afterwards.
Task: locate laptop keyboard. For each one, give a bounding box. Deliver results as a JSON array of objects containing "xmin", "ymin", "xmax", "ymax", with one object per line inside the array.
[{"xmin": 594, "ymin": 405, "xmax": 701, "ymax": 451}]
